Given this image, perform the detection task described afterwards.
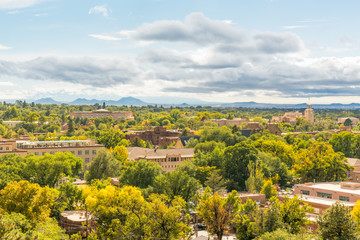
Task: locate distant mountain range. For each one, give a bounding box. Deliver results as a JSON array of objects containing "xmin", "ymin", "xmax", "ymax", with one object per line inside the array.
[
  {"xmin": 6, "ymin": 97, "xmax": 360, "ymax": 109},
  {"xmin": 34, "ymin": 97, "xmax": 148, "ymax": 106}
]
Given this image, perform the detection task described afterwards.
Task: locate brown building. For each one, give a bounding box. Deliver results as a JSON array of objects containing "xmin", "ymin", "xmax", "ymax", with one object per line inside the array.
[
  {"xmin": 294, "ymin": 182, "xmax": 360, "ymax": 203},
  {"xmin": 338, "ymin": 117, "xmax": 360, "ymax": 127},
  {"xmin": 266, "ymin": 123, "xmax": 282, "ymax": 136},
  {"xmin": 125, "ymin": 126, "xmax": 181, "ymax": 146},
  {"xmin": 69, "ymin": 109, "xmax": 134, "ymax": 120},
  {"xmin": 0, "ymin": 139, "xmax": 104, "ymax": 168},
  {"xmin": 238, "ymin": 192, "xmax": 266, "ymax": 205},
  {"xmin": 59, "ymin": 210, "xmax": 94, "ymax": 235},
  {"xmin": 347, "ymin": 158, "xmax": 360, "ymax": 182},
  {"xmin": 272, "ymin": 104, "xmax": 315, "ymax": 125},
  {"xmin": 304, "ymin": 104, "xmax": 315, "ymax": 123},
  {"xmin": 272, "ymin": 112, "xmax": 303, "ymax": 125},
  {"xmin": 126, "ymin": 147, "xmax": 194, "ymax": 172}
]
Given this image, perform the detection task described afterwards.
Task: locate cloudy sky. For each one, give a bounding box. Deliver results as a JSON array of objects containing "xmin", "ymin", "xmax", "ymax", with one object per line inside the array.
[{"xmin": 1, "ymin": 0, "xmax": 360, "ymax": 104}]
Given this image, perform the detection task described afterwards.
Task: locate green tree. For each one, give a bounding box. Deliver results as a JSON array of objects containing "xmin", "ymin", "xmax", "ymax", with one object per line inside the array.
[
  {"xmin": 245, "ymin": 162, "xmax": 264, "ymax": 193},
  {"xmin": 121, "ymin": 159, "xmax": 162, "ymax": 188},
  {"xmin": 198, "ymin": 190, "xmax": 240, "ymax": 240},
  {"xmin": 260, "ymin": 180, "xmax": 278, "ymax": 200},
  {"xmin": 0, "ymin": 181, "xmax": 54, "ymax": 223},
  {"xmin": 67, "ymin": 118, "xmax": 75, "ymax": 136},
  {"xmin": 170, "ymin": 109, "xmax": 181, "ymax": 122},
  {"xmin": 280, "ymin": 196, "xmax": 312, "ymax": 234},
  {"xmin": 147, "ymin": 194, "xmax": 191, "ymax": 239},
  {"xmin": 205, "ymin": 171, "xmax": 228, "ymax": 194},
  {"xmin": 223, "ymin": 142, "xmax": 258, "ymax": 191},
  {"xmin": 344, "ymin": 118, "xmax": 353, "ymax": 127},
  {"xmin": 153, "ymin": 170, "xmax": 201, "ymax": 202},
  {"xmin": 23, "ymin": 152, "xmax": 83, "ymax": 188},
  {"xmin": 85, "ymin": 149, "xmax": 121, "ymax": 182},
  {"xmin": 98, "ymin": 129, "xmax": 124, "ymax": 149},
  {"xmin": 0, "ymin": 154, "xmax": 27, "ymax": 189},
  {"xmin": 317, "ymin": 201, "xmax": 358, "ymax": 240},
  {"xmin": 258, "ymin": 228, "xmax": 312, "ymax": 240},
  {"xmin": 329, "ymin": 131, "xmax": 354, "ymax": 157},
  {"xmin": 111, "ymin": 145, "xmax": 129, "ymax": 163},
  {"xmin": 234, "ymin": 198, "xmax": 258, "ymax": 240},
  {"xmin": 85, "ymin": 185, "xmax": 149, "ymax": 239},
  {"xmin": 294, "ymin": 142, "xmax": 351, "ymax": 183}
]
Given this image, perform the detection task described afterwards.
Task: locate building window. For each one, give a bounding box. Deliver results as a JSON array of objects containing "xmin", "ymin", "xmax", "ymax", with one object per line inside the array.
[
  {"xmin": 85, "ymin": 150, "xmax": 89, "ymax": 155},
  {"xmin": 301, "ymin": 190, "xmax": 310, "ymax": 195},
  {"xmin": 317, "ymin": 192, "xmax": 332, "ymax": 199},
  {"xmin": 6, "ymin": 147, "xmax": 9, "ymax": 150},
  {"xmin": 71, "ymin": 151, "xmax": 75, "ymax": 154},
  {"xmin": 78, "ymin": 150, "xmax": 82, "ymax": 155},
  {"xmin": 0, "ymin": 147, "xmax": 2, "ymax": 150},
  {"xmin": 85, "ymin": 158, "xmax": 90, "ymax": 163},
  {"xmin": 50, "ymin": 152, "xmax": 54, "ymax": 155},
  {"xmin": 42, "ymin": 152, "xmax": 46, "ymax": 156},
  {"xmin": 35, "ymin": 152, "xmax": 39, "ymax": 156},
  {"xmin": 92, "ymin": 150, "xmax": 97, "ymax": 155},
  {"xmin": 340, "ymin": 196, "xmax": 350, "ymax": 202}
]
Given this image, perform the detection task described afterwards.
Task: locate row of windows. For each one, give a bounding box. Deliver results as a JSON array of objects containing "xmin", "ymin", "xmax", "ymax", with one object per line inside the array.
[
  {"xmin": 33, "ymin": 150, "xmax": 97, "ymax": 156},
  {"xmin": 317, "ymin": 192, "xmax": 332, "ymax": 199},
  {"xmin": 164, "ymin": 165, "xmax": 178, "ymax": 169},
  {"xmin": 315, "ymin": 191, "xmax": 350, "ymax": 201},
  {"xmin": 0, "ymin": 147, "xmax": 10, "ymax": 151}
]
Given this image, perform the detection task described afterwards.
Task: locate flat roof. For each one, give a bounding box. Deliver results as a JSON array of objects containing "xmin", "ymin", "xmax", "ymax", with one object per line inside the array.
[
  {"xmin": 17, "ymin": 140, "xmax": 89, "ymax": 144},
  {"xmin": 297, "ymin": 182, "xmax": 360, "ymax": 195},
  {"xmin": 284, "ymin": 194, "xmax": 355, "ymax": 207}
]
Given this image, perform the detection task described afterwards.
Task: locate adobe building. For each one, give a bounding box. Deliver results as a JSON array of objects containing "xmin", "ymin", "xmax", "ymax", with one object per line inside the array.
[
  {"xmin": 60, "ymin": 210, "xmax": 94, "ymax": 235},
  {"xmin": 126, "ymin": 147, "xmax": 194, "ymax": 172},
  {"xmin": 125, "ymin": 126, "xmax": 181, "ymax": 146},
  {"xmin": 272, "ymin": 104, "xmax": 315, "ymax": 125},
  {"xmin": 0, "ymin": 138, "xmax": 104, "ymax": 168},
  {"xmin": 69, "ymin": 109, "xmax": 134, "ymax": 120},
  {"xmin": 266, "ymin": 123, "xmax": 282, "ymax": 136},
  {"xmin": 347, "ymin": 158, "xmax": 360, "ymax": 182},
  {"xmin": 338, "ymin": 117, "xmax": 360, "ymax": 127},
  {"xmin": 304, "ymin": 104, "xmax": 315, "ymax": 123}
]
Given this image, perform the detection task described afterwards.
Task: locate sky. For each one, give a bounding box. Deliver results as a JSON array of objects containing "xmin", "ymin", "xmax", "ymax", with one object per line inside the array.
[{"xmin": 1, "ymin": 0, "xmax": 360, "ymax": 104}]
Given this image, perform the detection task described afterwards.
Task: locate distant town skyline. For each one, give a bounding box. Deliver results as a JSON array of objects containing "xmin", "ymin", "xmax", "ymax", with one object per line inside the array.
[{"xmin": 1, "ymin": 0, "xmax": 360, "ymax": 104}]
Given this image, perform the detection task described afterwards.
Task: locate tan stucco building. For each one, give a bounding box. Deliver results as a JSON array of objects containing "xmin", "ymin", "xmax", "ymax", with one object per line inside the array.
[
  {"xmin": 126, "ymin": 147, "xmax": 194, "ymax": 172},
  {"xmin": 0, "ymin": 139, "xmax": 104, "ymax": 168}
]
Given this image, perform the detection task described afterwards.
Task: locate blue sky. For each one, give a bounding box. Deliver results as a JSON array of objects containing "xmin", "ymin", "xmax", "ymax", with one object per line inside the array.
[{"xmin": 1, "ymin": 0, "xmax": 360, "ymax": 103}]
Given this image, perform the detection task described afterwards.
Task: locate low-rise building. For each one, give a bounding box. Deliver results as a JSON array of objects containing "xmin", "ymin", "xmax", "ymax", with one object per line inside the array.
[
  {"xmin": 126, "ymin": 147, "xmax": 194, "ymax": 172},
  {"xmin": 347, "ymin": 158, "xmax": 360, "ymax": 182},
  {"xmin": 59, "ymin": 210, "xmax": 94, "ymax": 235},
  {"xmin": 125, "ymin": 126, "xmax": 181, "ymax": 146},
  {"xmin": 2, "ymin": 121, "xmax": 23, "ymax": 127},
  {"xmin": 294, "ymin": 182, "xmax": 360, "ymax": 203},
  {"xmin": 338, "ymin": 117, "xmax": 360, "ymax": 126},
  {"xmin": 70, "ymin": 109, "xmax": 134, "ymax": 120},
  {"xmin": 0, "ymin": 138, "xmax": 104, "ymax": 168}
]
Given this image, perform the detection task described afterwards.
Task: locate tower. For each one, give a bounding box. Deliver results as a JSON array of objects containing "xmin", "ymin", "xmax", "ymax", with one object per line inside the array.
[{"xmin": 304, "ymin": 104, "xmax": 314, "ymax": 123}]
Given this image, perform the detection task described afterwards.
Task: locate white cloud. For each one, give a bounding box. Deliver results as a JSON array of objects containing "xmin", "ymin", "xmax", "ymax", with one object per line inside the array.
[
  {"xmin": 282, "ymin": 25, "xmax": 307, "ymax": 30},
  {"xmin": 89, "ymin": 34, "xmax": 122, "ymax": 41},
  {"xmin": 88, "ymin": 5, "xmax": 109, "ymax": 17},
  {"xmin": 0, "ymin": 0, "xmax": 46, "ymax": 9},
  {"xmin": 0, "ymin": 44, "xmax": 11, "ymax": 50},
  {"xmin": 34, "ymin": 13, "xmax": 48, "ymax": 17},
  {"xmin": 0, "ymin": 81, "xmax": 13, "ymax": 86}
]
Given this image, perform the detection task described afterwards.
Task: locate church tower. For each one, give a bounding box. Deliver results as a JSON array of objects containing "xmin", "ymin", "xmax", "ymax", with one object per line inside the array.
[{"xmin": 304, "ymin": 104, "xmax": 314, "ymax": 123}]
